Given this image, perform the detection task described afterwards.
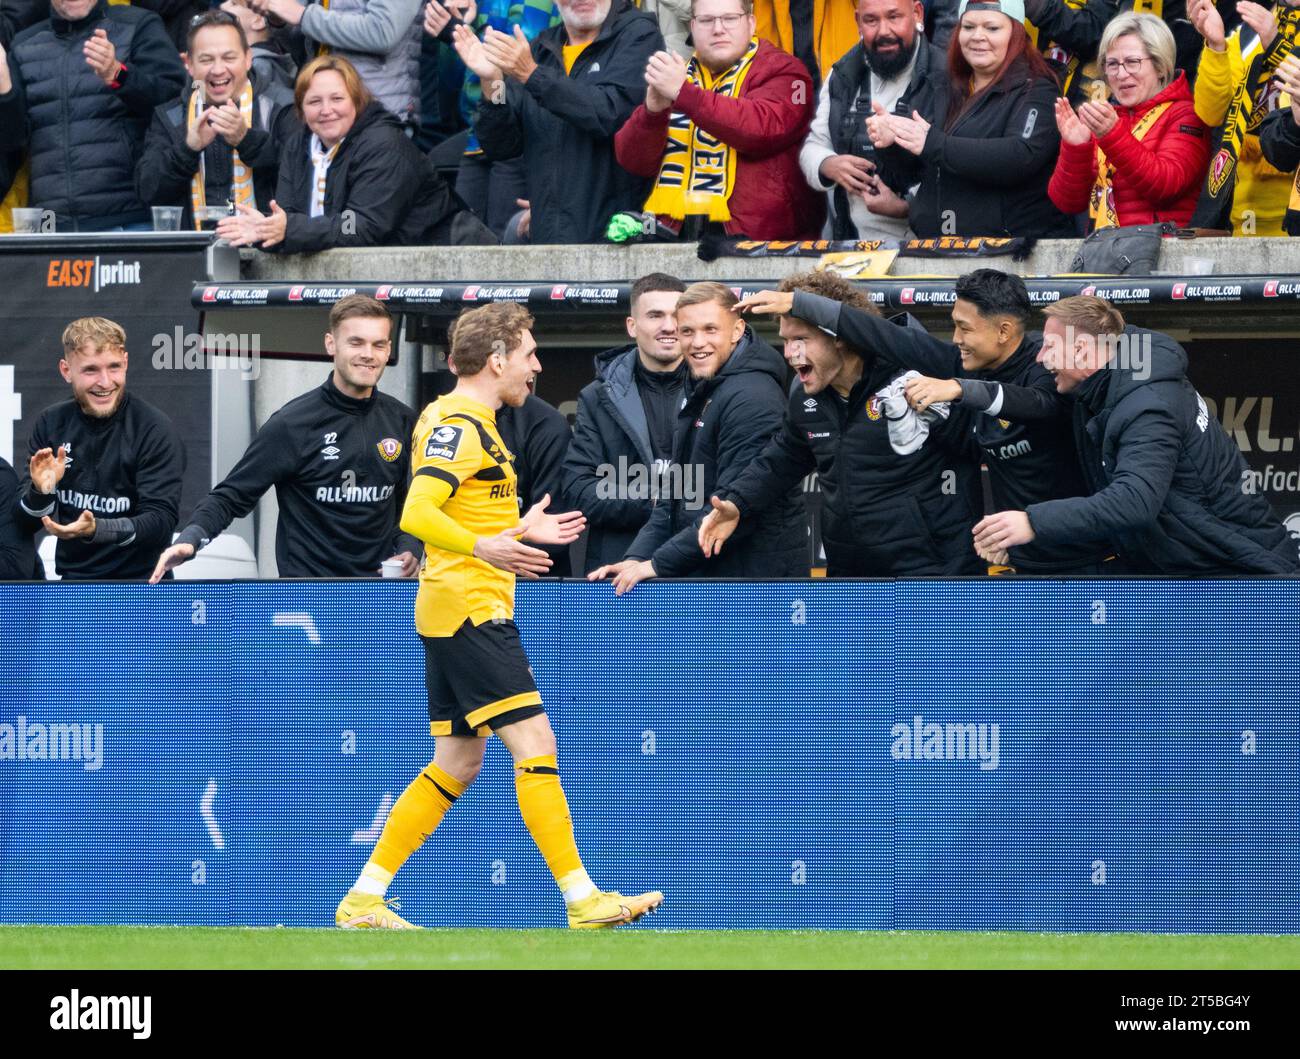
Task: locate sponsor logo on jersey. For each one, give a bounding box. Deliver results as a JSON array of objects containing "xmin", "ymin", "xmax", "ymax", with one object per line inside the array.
[
  {"xmin": 424, "ymin": 424, "xmax": 464, "ymax": 461},
  {"xmin": 803, "ymin": 397, "xmax": 818, "ymax": 411},
  {"xmin": 376, "ymin": 438, "xmax": 402, "ymax": 462}
]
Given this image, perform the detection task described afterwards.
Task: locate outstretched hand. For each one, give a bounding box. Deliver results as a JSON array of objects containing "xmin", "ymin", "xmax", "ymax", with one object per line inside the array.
[
  {"xmin": 514, "ymin": 492, "xmax": 586, "ymax": 546},
  {"xmin": 698, "ymin": 495, "xmax": 740, "ymax": 557}
]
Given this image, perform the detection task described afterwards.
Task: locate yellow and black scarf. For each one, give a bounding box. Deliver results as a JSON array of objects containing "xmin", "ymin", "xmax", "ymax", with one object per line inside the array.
[
  {"xmin": 187, "ymin": 82, "xmax": 256, "ymax": 231},
  {"xmin": 1088, "ymin": 100, "xmax": 1170, "ymax": 230},
  {"xmin": 643, "ymin": 37, "xmax": 760, "ymax": 223},
  {"xmin": 1192, "ymin": 6, "xmax": 1300, "ymax": 229}
]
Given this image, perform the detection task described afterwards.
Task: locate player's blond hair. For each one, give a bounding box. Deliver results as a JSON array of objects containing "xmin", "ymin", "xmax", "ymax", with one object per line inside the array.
[
  {"xmin": 676, "ymin": 281, "xmax": 739, "ymax": 313},
  {"xmin": 62, "ymin": 317, "xmax": 126, "ymax": 358},
  {"xmin": 1042, "ymin": 296, "xmax": 1125, "ymax": 337}
]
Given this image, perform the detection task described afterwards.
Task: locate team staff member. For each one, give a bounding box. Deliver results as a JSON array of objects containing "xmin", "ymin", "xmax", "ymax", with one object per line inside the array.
[
  {"xmin": 150, "ymin": 295, "xmax": 420, "ymax": 581},
  {"xmin": 16, "ymin": 317, "xmax": 184, "ymax": 581},
  {"xmin": 498, "ymin": 393, "xmax": 573, "ymax": 577},
  {"xmin": 697, "ymin": 272, "xmax": 982, "ymax": 577},
  {"xmin": 336, "ymin": 301, "xmax": 663, "ymax": 930},
  {"xmin": 563, "ymin": 272, "xmax": 688, "ymax": 574},
  {"xmin": 974, "ymin": 296, "xmax": 1300, "ymax": 574},
  {"xmin": 590, "ymin": 281, "xmax": 807, "ymax": 594},
  {"xmin": 744, "ymin": 269, "xmax": 1105, "ymax": 574}
]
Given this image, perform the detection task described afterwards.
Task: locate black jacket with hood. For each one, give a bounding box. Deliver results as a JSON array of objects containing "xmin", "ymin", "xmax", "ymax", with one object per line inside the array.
[
  {"xmin": 272, "ymin": 100, "xmax": 458, "ymax": 252},
  {"xmin": 563, "ymin": 344, "xmax": 687, "ymax": 574},
  {"xmin": 473, "ymin": 0, "xmax": 661, "ymax": 244},
  {"xmin": 626, "ymin": 329, "xmax": 807, "ymax": 578},
  {"xmin": 885, "ymin": 56, "xmax": 1073, "ymax": 238},
  {"xmin": 1027, "ymin": 328, "xmax": 1299, "ymax": 574},
  {"xmin": 723, "ymin": 299, "xmax": 985, "ymax": 578}
]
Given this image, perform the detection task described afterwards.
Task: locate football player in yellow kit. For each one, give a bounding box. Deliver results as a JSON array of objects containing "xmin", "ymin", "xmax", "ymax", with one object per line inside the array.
[{"xmin": 335, "ymin": 301, "xmax": 664, "ymax": 929}]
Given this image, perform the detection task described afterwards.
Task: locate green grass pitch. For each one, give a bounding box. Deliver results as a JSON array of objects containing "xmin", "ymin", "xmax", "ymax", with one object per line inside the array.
[{"xmin": 3, "ymin": 927, "xmax": 1299, "ymax": 969}]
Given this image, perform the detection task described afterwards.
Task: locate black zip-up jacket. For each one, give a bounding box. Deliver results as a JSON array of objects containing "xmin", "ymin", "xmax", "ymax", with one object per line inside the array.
[
  {"xmin": 474, "ymin": 0, "xmax": 661, "ymax": 244},
  {"xmin": 174, "ymin": 376, "xmax": 420, "ymax": 577},
  {"xmin": 497, "ymin": 393, "xmax": 572, "ymax": 578},
  {"xmin": 1026, "ymin": 328, "xmax": 1299, "ymax": 574},
  {"xmin": 563, "ymin": 344, "xmax": 687, "ymax": 574},
  {"xmin": 271, "ymin": 101, "xmax": 458, "ymax": 253},
  {"xmin": 16, "ymin": 393, "xmax": 184, "ymax": 580},
  {"xmin": 626, "ymin": 329, "xmax": 807, "ymax": 578},
  {"xmin": 824, "ymin": 36, "xmax": 946, "ymax": 238},
  {"xmin": 136, "ymin": 69, "xmax": 297, "ymax": 228},
  {"xmin": 790, "ymin": 291, "xmax": 1098, "ymax": 572},
  {"xmin": 723, "ymin": 303, "xmax": 984, "ymax": 577},
  {"xmin": 0, "ymin": 0, "xmax": 47, "ymax": 47},
  {"xmin": 0, "ymin": 0, "xmax": 187, "ymax": 230},
  {"xmin": 884, "ymin": 57, "xmax": 1073, "ymax": 238},
  {"xmin": 0, "ymin": 456, "xmax": 39, "ymax": 579}
]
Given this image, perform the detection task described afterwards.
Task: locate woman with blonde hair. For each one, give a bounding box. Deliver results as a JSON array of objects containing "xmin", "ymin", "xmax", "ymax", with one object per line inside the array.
[
  {"xmin": 1048, "ymin": 11, "xmax": 1209, "ymax": 230},
  {"xmin": 218, "ymin": 55, "xmax": 458, "ymax": 251}
]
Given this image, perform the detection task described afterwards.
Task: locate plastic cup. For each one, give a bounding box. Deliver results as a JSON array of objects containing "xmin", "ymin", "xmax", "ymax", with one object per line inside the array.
[
  {"xmin": 196, "ymin": 205, "xmax": 231, "ymax": 231},
  {"xmin": 11, "ymin": 208, "xmax": 44, "ymax": 233},
  {"xmin": 381, "ymin": 559, "xmax": 406, "ymax": 579},
  {"xmin": 152, "ymin": 206, "xmax": 183, "ymax": 231}
]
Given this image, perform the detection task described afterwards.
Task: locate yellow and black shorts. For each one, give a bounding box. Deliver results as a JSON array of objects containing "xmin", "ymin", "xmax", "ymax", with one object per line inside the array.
[{"xmin": 421, "ymin": 618, "xmax": 544, "ymax": 738}]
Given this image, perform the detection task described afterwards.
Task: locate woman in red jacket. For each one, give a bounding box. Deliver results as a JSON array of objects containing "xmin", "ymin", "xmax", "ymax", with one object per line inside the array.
[
  {"xmin": 613, "ymin": 0, "xmax": 824, "ymax": 241},
  {"xmin": 1048, "ymin": 12, "xmax": 1210, "ymax": 230}
]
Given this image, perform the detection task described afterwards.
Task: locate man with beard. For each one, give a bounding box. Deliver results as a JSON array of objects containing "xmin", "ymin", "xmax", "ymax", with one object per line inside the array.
[
  {"xmin": 563, "ymin": 272, "xmax": 688, "ymax": 574},
  {"xmin": 150, "ymin": 295, "xmax": 420, "ymax": 581},
  {"xmin": 15, "ymin": 317, "xmax": 184, "ymax": 580},
  {"xmin": 589, "ymin": 281, "xmax": 807, "ymax": 593},
  {"xmin": 800, "ymin": 0, "xmax": 947, "ymax": 239}
]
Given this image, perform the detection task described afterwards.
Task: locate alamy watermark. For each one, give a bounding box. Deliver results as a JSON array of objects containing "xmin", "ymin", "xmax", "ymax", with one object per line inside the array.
[
  {"xmin": 596, "ymin": 457, "xmax": 704, "ymax": 511},
  {"xmin": 0, "ymin": 715, "xmax": 103, "ymax": 771},
  {"xmin": 1042, "ymin": 325, "xmax": 1153, "ymax": 381},
  {"xmin": 151, "ymin": 326, "xmax": 261, "ymax": 381}
]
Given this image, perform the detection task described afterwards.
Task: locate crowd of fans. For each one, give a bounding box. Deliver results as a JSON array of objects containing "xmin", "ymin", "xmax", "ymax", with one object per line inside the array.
[{"xmin": 2, "ymin": 0, "xmax": 1300, "ymax": 242}]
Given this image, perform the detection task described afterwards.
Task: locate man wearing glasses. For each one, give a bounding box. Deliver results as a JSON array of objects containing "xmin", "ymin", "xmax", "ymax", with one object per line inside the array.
[{"xmin": 613, "ymin": 0, "xmax": 824, "ymax": 241}]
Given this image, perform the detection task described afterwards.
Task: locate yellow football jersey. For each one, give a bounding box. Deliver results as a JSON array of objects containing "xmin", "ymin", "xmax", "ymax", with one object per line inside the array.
[{"xmin": 407, "ymin": 393, "xmax": 520, "ymax": 637}]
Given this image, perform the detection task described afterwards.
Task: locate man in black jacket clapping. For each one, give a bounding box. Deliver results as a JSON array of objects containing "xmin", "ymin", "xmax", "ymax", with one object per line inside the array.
[{"xmin": 137, "ymin": 11, "xmax": 296, "ymax": 231}]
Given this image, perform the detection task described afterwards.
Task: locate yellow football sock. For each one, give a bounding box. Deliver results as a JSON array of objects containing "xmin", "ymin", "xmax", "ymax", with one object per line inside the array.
[
  {"xmin": 515, "ymin": 754, "xmax": 588, "ymax": 891},
  {"xmin": 369, "ymin": 761, "xmax": 467, "ymax": 877}
]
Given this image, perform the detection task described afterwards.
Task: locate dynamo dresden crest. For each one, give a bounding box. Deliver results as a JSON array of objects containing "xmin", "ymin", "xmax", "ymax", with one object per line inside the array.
[{"xmin": 376, "ymin": 438, "xmax": 402, "ymax": 463}]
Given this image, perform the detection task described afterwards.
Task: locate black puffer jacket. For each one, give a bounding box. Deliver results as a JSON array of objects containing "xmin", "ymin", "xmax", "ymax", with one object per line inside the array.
[
  {"xmin": 0, "ymin": 0, "xmax": 187, "ymax": 230},
  {"xmin": 272, "ymin": 101, "xmax": 458, "ymax": 253},
  {"xmin": 1027, "ymin": 328, "xmax": 1300, "ymax": 574},
  {"xmin": 627, "ymin": 329, "xmax": 807, "ymax": 578},
  {"xmin": 474, "ymin": 0, "xmax": 661, "ymax": 244},
  {"xmin": 887, "ymin": 57, "xmax": 1073, "ymax": 238},
  {"xmin": 136, "ymin": 70, "xmax": 297, "ymax": 228}
]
